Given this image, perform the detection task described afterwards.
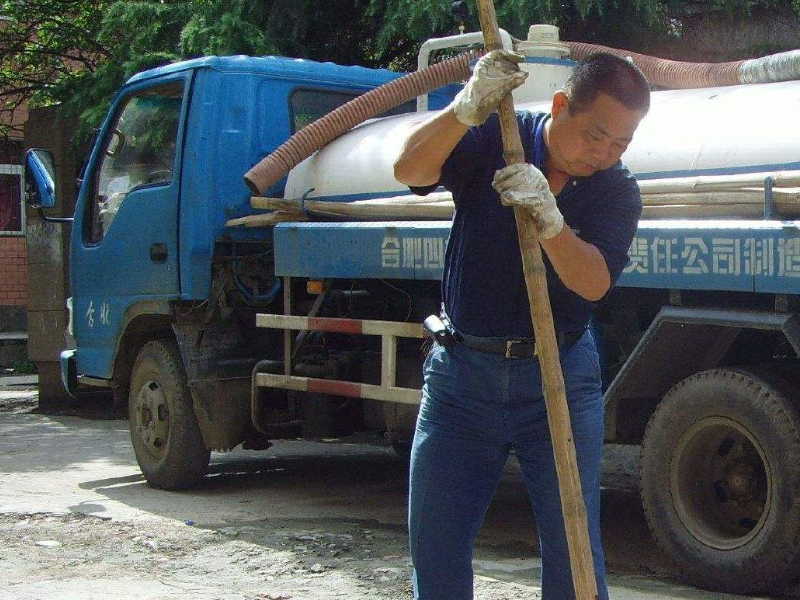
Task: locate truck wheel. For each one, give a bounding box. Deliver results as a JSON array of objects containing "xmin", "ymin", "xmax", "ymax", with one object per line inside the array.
[
  {"xmin": 129, "ymin": 339, "xmax": 210, "ymax": 489},
  {"xmin": 640, "ymin": 368, "xmax": 800, "ymax": 594}
]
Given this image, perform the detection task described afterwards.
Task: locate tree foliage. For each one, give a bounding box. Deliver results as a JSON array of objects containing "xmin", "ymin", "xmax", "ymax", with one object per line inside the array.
[
  {"xmin": 1, "ymin": 0, "xmax": 799, "ymax": 138},
  {"xmin": 0, "ymin": 0, "xmax": 109, "ymax": 137}
]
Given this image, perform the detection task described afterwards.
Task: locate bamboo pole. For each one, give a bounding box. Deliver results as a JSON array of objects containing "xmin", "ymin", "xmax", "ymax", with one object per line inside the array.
[
  {"xmin": 248, "ymin": 196, "xmax": 453, "ymax": 219},
  {"xmin": 251, "ymin": 191, "xmax": 454, "ymax": 210},
  {"xmin": 644, "ymin": 189, "xmax": 800, "ymax": 206},
  {"xmin": 475, "ymin": 1, "xmax": 598, "ymax": 598},
  {"xmin": 229, "ymin": 187, "xmax": 800, "ymax": 227},
  {"xmin": 227, "ymin": 201, "xmax": 800, "ymax": 227},
  {"xmin": 637, "ymin": 170, "xmax": 800, "ymax": 194},
  {"xmin": 240, "ymin": 167, "xmax": 800, "ymax": 226},
  {"xmin": 253, "ymin": 188, "xmax": 800, "ymax": 209},
  {"xmin": 226, "ymin": 210, "xmax": 308, "ymax": 227}
]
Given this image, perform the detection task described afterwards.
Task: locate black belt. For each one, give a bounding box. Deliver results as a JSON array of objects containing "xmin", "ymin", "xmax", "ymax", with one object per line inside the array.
[{"xmin": 456, "ymin": 329, "xmax": 584, "ymax": 359}]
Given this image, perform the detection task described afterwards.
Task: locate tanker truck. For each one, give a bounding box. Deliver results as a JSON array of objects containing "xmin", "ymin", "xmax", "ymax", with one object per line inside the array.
[{"xmin": 22, "ymin": 23, "xmax": 800, "ymax": 595}]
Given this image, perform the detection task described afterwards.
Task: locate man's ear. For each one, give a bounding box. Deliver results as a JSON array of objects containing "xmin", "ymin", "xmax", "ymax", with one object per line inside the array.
[{"xmin": 551, "ymin": 91, "xmax": 569, "ymax": 119}]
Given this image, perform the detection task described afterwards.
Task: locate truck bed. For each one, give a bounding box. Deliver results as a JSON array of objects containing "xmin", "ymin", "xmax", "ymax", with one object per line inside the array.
[{"xmin": 273, "ymin": 218, "xmax": 800, "ymax": 294}]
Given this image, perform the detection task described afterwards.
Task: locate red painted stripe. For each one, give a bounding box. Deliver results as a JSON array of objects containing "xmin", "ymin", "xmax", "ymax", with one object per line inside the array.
[
  {"xmin": 308, "ymin": 317, "xmax": 363, "ymax": 334},
  {"xmin": 307, "ymin": 378, "xmax": 363, "ymax": 398}
]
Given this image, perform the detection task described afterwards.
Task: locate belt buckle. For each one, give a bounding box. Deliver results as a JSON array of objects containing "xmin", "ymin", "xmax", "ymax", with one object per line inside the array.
[{"xmin": 505, "ymin": 339, "xmax": 525, "ymax": 358}]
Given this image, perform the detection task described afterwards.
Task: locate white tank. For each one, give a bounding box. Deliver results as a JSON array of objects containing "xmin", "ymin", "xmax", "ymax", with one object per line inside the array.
[{"xmin": 284, "ymin": 79, "xmax": 800, "ymax": 201}]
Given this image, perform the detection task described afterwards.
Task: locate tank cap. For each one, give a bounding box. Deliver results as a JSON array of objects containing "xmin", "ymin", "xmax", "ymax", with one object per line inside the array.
[
  {"xmin": 527, "ymin": 24, "xmax": 560, "ymax": 43},
  {"xmin": 518, "ymin": 24, "xmax": 568, "ymax": 58}
]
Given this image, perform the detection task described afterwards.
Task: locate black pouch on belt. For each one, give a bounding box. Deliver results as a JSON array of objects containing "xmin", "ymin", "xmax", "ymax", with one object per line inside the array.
[{"xmin": 423, "ymin": 314, "xmax": 458, "ymax": 348}]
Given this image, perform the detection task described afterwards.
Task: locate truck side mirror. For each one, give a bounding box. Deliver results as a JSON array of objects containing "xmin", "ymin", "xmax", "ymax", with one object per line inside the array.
[{"xmin": 24, "ymin": 148, "xmax": 57, "ymax": 209}]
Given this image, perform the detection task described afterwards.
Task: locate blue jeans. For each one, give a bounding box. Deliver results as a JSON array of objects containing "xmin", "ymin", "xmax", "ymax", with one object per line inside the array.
[{"xmin": 408, "ymin": 330, "xmax": 608, "ymax": 600}]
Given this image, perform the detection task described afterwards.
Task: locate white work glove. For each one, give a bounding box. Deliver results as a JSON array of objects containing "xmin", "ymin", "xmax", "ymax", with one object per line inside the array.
[
  {"xmin": 492, "ymin": 163, "xmax": 565, "ymax": 239},
  {"xmin": 451, "ymin": 49, "xmax": 528, "ymax": 127}
]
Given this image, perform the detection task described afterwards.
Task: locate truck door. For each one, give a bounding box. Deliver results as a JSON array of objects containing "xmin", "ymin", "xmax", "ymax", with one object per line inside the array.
[{"xmin": 71, "ymin": 77, "xmax": 188, "ymax": 378}]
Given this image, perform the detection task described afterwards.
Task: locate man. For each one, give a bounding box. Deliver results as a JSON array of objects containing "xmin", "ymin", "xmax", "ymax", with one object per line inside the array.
[{"xmin": 394, "ymin": 50, "xmax": 650, "ymax": 600}]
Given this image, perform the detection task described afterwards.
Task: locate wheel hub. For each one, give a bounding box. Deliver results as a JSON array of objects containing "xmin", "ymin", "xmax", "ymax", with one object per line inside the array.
[
  {"xmin": 725, "ymin": 460, "xmax": 757, "ymax": 501},
  {"xmin": 671, "ymin": 416, "xmax": 771, "ymax": 550},
  {"xmin": 134, "ymin": 380, "xmax": 170, "ymax": 458}
]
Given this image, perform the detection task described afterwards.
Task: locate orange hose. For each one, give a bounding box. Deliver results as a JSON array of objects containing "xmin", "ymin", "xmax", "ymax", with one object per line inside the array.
[
  {"xmin": 565, "ymin": 41, "xmax": 744, "ymax": 89},
  {"xmin": 244, "ymin": 52, "xmax": 477, "ymax": 194}
]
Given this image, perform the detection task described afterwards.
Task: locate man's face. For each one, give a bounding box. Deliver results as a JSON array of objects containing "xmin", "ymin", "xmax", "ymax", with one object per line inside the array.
[{"xmin": 548, "ymin": 91, "xmax": 645, "ymax": 177}]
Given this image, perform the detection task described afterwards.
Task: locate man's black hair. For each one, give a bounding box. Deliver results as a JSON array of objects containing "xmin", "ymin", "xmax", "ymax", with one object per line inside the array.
[{"xmin": 565, "ymin": 52, "xmax": 650, "ymax": 114}]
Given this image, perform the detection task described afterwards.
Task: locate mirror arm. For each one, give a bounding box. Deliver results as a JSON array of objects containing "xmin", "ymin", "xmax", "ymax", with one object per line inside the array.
[{"xmin": 37, "ymin": 207, "xmax": 74, "ymax": 224}]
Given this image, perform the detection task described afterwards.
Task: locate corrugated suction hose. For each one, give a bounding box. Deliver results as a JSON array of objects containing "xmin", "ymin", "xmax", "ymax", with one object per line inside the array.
[
  {"xmin": 244, "ymin": 42, "xmax": 800, "ymax": 195},
  {"xmin": 566, "ymin": 41, "xmax": 743, "ymax": 89},
  {"xmin": 244, "ymin": 52, "xmax": 477, "ymax": 194},
  {"xmin": 566, "ymin": 42, "xmax": 800, "ymax": 88}
]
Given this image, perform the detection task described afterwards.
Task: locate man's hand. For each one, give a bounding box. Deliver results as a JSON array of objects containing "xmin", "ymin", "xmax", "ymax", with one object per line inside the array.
[
  {"xmin": 492, "ymin": 163, "xmax": 565, "ymax": 239},
  {"xmin": 451, "ymin": 50, "xmax": 528, "ymax": 127}
]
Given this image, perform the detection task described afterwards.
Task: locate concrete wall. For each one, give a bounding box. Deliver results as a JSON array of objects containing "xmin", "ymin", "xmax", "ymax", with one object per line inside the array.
[
  {"xmin": 678, "ymin": 8, "xmax": 800, "ymax": 61},
  {"xmin": 642, "ymin": 7, "xmax": 800, "ymax": 62},
  {"xmin": 24, "ymin": 106, "xmax": 84, "ymax": 402}
]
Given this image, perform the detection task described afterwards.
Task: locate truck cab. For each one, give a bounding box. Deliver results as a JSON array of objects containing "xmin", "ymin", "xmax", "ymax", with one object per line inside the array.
[
  {"xmin": 65, "ymin": 57, "xmax": 448, "ymax": 382},
  {"xmin": 26, "ymin": 55, "xmax": 457, "ymax": 486}
]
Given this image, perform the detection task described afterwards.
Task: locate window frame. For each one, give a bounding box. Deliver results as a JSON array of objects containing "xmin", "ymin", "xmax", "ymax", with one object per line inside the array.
[
  {"xmin": 0, "ymin": 164, "xmax": 24, "ymax": 237},
  {"xmin": 288, "ymin": 85, "xmax": 418, "ymax": 135},
  {"xmin": 288, "ymin": 87, "xmax": 360, "ymax": 134},
  {"xmin": 84, "ymin": 79, "xmax": 186, "ymax": 245}
]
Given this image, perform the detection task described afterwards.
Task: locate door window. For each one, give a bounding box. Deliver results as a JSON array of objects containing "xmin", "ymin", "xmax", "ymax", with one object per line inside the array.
[
  {"xmin": 290, "ymin": 88, "xmax": 415, "ymax": 133},
  {"xmin": 0, "ymin": 165, "xmax": 23, "ymax": 235},
  {"xmin": 290, "ymin": 89, "xmax": 358, "ymax": 132},
  {"xmin": 87, "ymin": 81, "xmax": 183, "ymax": 242}
]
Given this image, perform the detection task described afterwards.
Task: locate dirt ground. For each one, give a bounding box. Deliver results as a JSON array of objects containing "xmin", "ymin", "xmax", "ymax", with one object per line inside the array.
[
  {"xmin": 2, "ymin": 510, "xmax": 560, "ymax": 600},
  {"xmin": 0, "ymin": 386, "xmax": 779, "ymax": 600},
  {"xmin": 2, "ymin": 511, "xmax": 410, "ymax": 600}
]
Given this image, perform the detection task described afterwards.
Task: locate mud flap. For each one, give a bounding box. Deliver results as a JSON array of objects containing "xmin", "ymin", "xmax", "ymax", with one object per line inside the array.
[{"xmin": 189, "ymin": 377, "xmax": 252, "ymax": 451}]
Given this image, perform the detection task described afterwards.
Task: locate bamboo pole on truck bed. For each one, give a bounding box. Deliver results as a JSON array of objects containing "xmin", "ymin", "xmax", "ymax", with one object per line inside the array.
[
  {"xmin": 227, "ymin": 186, "xmax": 800, "ymax": 227},
  {"xmin": 249, "ymin": 195, "xmax": 454, "ymax": 219},
  {"xmin": 227, "ymin": 157, "xmax": 800, "ymax": 228},
  {"xmin": 637, "ymin": 171, "xmax": 800, "ymax": 194},
  {"xmin": 475, "ymin": 1, "xmax": 598, "ymax": 598}
]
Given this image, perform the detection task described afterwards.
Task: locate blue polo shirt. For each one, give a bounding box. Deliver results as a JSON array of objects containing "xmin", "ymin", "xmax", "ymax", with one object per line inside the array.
[{"xmin": 412, "ymin": 110, "xmax": 641, "ymax": 338}]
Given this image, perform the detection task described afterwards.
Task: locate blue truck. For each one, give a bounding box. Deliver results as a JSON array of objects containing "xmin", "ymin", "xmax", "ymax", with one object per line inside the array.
[{"xmin": 23, "ymin": 42, "xmax": 800, "ymax": 595}]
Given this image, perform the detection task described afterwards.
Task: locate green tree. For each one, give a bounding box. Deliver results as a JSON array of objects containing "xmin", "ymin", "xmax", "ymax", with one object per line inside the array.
[
  {"xmin": 1, "ymin": 0, "xmax": 398, "ymax": 137},
  {"xmin": 0, "ymin": 0, "xmax": 109, "ymax": 137},
  {"xmin": 2, "ymin": 0, "xmax": 799, "ymax": 138},
  {"xmin": 367, "ymin": 0, "xmax": 800, "ymax": 62}
]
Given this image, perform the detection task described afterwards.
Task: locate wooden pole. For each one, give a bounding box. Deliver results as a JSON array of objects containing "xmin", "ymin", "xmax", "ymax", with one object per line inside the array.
[
  {"xmin": 637, "ymin": 170, "xmax": 800, "ymax": 194},
  {"xmin": 474, "ymin": 2, "xmax": 598, "ymax": 598}
]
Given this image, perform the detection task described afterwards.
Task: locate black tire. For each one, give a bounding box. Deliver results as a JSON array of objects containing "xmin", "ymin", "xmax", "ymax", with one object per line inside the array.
[
  {"xmin": 128, "ymin": 339, "xmax": 210, "ymax": 489},
  {"xmin": 640, "ymin": 368, "xmax": 800, "ymax": 594}
]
